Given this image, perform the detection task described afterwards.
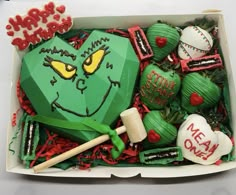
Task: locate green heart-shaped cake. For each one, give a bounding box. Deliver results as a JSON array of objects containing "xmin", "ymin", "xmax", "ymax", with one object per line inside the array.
[
  {"xmin": 147, "ymin": 23, "xmax": 180, "ymax": 62},
  {"xmin": 20, "ymin": 30, "xmax": 140, "ymax": 142},
  {"xmin": 139, "ymin": 63, "xmax": 181, "ymax": 109}
]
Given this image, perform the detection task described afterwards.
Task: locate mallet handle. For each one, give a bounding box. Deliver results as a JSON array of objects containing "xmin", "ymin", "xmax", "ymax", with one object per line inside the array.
[{"xmin": 33, "ymin": 126, "xmax": 126, "ymax": 173}]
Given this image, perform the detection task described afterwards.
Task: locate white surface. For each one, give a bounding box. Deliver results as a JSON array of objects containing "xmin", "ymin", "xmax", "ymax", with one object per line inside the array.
[{"xmin": 1, "ymin": 0, "xmax": 236, "ymax": 194}]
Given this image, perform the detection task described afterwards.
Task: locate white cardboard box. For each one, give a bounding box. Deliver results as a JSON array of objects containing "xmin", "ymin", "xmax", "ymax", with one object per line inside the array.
[{"xmin": 6, "ymin": 13, "xmax": 236, "ymax": 178}]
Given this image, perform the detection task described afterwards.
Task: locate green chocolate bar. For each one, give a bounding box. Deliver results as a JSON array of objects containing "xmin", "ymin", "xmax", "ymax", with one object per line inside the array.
[{"xmin": 139, "ymin": 147, "xmax": 183, "ymax": 165}]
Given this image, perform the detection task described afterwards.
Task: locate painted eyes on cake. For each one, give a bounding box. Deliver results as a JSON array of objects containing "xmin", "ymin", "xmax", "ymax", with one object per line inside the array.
[
  {"xmin": 44, "ymin": 56, "xmax": 77, "ymax": 79},
  {"xmin": 43, "ymin": 44, "xmax": 110, "ymax": 79},
  {"xmin": 82, "ymin": 45, "xmax": 110, "ymax": 75}
]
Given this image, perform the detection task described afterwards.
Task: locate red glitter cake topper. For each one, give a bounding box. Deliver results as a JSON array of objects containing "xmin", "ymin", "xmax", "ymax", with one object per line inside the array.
[{"xmin": 5, "ymin": 1, "xmax": 73, "ymax": 50}]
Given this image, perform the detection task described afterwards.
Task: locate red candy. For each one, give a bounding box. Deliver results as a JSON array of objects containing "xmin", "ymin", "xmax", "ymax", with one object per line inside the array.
[
  {"xmin": 148, "ymin": 129, "xmax": 161, "ymax": 143},
  {"xmin": 155, "ymin": 36, "xmax": 167, "ymax": 48},
  {"xmin": 56, "ymin": 5, "xmax": 65, "ymax": 14},
  {"xmin": 190, "ymin": 92, "xmax": 204, "ymax": 106}
]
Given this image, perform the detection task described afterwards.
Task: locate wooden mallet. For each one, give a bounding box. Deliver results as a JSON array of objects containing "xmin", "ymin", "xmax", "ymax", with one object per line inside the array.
[{"xmin": 33, "ymin": 107, "xmax": 147, "ymax": 173}]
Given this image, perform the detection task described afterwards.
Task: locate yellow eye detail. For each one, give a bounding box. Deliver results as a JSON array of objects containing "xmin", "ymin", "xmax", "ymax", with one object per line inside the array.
[
  {"xmin": 82, "ymin": 49, "xmax": 106, "ymax": 75},
  {"xmin": 44, "ymin": 56, "xmax": 77, "ymax": 79}
]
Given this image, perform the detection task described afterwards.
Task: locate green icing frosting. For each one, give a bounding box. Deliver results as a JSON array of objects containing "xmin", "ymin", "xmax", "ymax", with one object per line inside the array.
[
  {"xmin": 147, "ymin": 23, "xmax": 180, "ymax": 62},
  {"xmin": 181, "ymin": 72, "xmax": 221, "ymax": 113}
]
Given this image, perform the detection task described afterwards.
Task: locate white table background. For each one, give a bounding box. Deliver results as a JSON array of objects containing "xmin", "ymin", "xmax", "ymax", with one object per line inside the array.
[{"xmin": 1, "ymin": 0, "xmax": 236, "ymax": 194}]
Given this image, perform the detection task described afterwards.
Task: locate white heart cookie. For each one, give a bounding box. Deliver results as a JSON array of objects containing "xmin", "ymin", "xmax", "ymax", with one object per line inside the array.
[
  {"xmin": 177, "ymin": 114, "xmax": 233, "ymax": 165},
  {"xmin": 178, "ymin": 26, "xmax": 213, "ymax": 59}
]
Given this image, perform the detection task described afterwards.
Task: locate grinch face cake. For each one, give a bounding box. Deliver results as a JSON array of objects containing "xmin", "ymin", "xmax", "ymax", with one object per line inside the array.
[
  {"xmin": 6, "ymin": 2, "xmax": 234, "ymax": 173},
  {"xmin": 20, "ymin": 30, "xmax": 140, "ymax": 142},
  {"xmin": 21, "ymin": 31, "xmax": 139, "ymax": 123}
]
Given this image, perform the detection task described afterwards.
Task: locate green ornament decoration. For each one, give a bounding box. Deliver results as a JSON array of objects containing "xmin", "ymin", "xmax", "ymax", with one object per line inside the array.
[
  {"xmin": 147, "ymin": 23, "xmax": 180, "ymax": 62},
  {"xmin": 139, "ymin": 63, "xmax": 181, "ymax": 109},
  {"xmin": 20, "ymin": 30, "xmax": 140, "ymax": 143},
  {"xmin": 142, "ymin": 110, "xmax": 179, "ymax": 149},
  {"xmin": 181, "ymin": 72, "xmax": 221, "ymax": 113}
]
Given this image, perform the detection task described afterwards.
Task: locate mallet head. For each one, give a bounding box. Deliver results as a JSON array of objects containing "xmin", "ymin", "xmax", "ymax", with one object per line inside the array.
[{"xmin": 120, "ymin": 107, "xmax": 147, "ymax": 143}]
